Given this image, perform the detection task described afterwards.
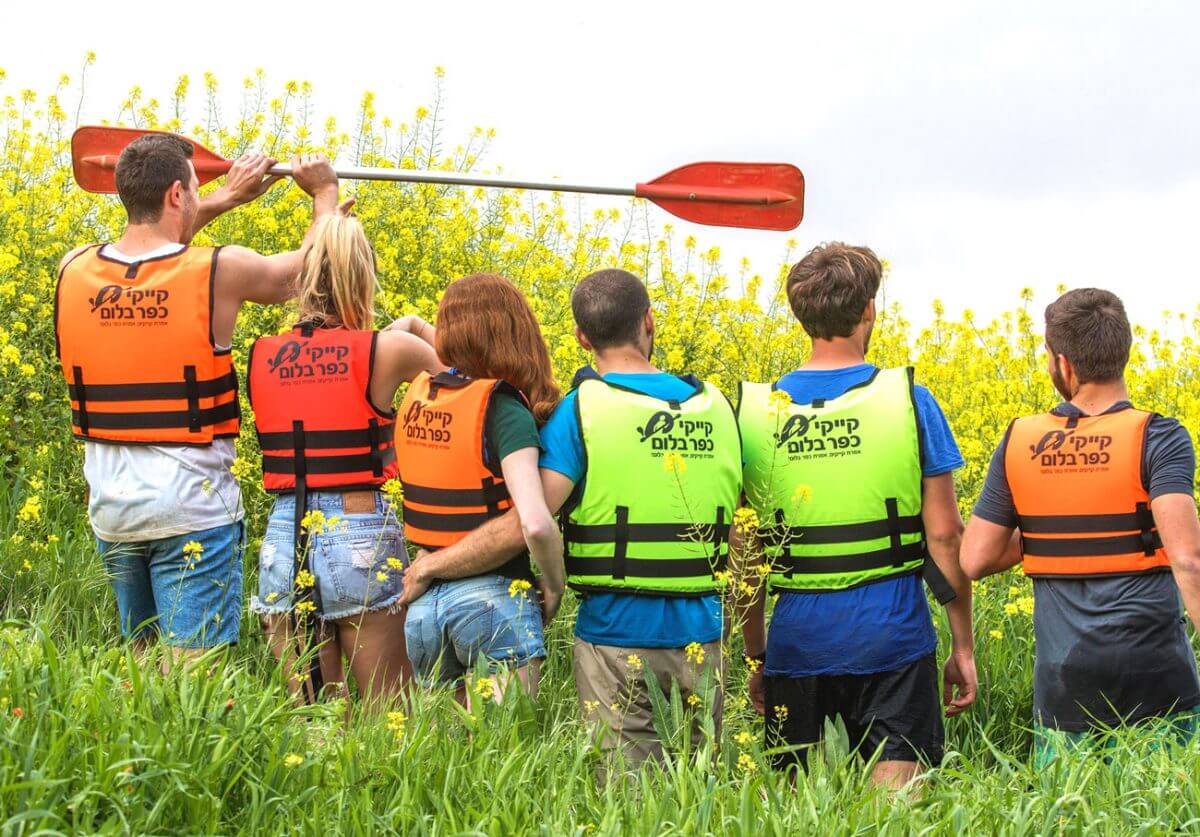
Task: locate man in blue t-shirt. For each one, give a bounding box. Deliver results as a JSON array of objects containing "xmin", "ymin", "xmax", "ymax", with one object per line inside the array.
[
  {"xmin": 739, "ymin": 242, "xmax": 977, "ymax": 789},
  {"xmin": 400, "ymin": 268, "xmax": 729, "ymax": 767}
]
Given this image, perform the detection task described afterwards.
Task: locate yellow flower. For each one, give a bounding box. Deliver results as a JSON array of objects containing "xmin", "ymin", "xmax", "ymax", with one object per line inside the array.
[
  {"xmin": 294, "ymin": 570, "xmax": 315, "ymax": 590},
  {"xmin": 386, "ymin": 710, "xmax": 407, "ymax": 740},
  {"xmin": 743, "ymin": 655, "xmax": 762, "ymax": 673},
  {"xmin": 229, "ymin": 457, "xmax": 253, "ymax": 480},
  {"xmin": 300, "ymin": 510, "xmax": 327, "ymax": 534},
  {"xmin": 735, "ymin": 731, "xmax": 754, "ymax": 747},
  {"xmin": 19, "ymin": 363, "xmax": 34, "ymax": 377},
  {"xmin": 733, "ymin": 507, "xmax": 760, "ymax": 536},
  {"xmin": 16, "ymin": 496, "xmax": 41, "ymax": 524},
  {"xmin": 509, "ymin": 578, "xmax": 533, "ymax": 598},
  {"xmin": 474, "ymin": 676, "xmax": 497, "ymax": 702},
  {"xmin": 684, "ymin": 642, "xmax": 705, "ymax": 667},
  {"xmin": 626, "ymin": 654, "xmax": 643, "ymax": 673},
  {"xmin": 264, "ymin": 592, "xmax": 280, "ymax": 603},
  {"xmin": 1017, "ymin": 595, "xmax": 1034, "ymax": 616},
  {"xmin": 662, "ymin": 452, "xmax": 687, "ymax": 475},
  {"xmin": 989, "ymin": 629, "xmax": 1004, "ymax": 640},
  {"xmin": 583, "ymin": 699, "xmax": 600, "ymax": 716},
  {"xmin": 1007, "ymin": 585, "xmax": 1021, "ymax": 598},
  {"xmin": 687, "ymin": 694, "xmax": 702, "ymax": 708},
  {"xmin": 713, "ymin": 569, "xmax": 734, "ymax": 587},
  {"xmin": 282, "ymin": 753, "xmax": 303, "ymax": 769},
  {"xmin": 737, "ymin": 752, "xmax": 758, "ymax": 774},
  {"xmin": 375, "ymin": 571, "xmax": 389, "ymax": 583},
  {"xmin": 381, "ymin": 478, "xmax": 404, "ymax": 506},
  {"xmin": 767, "ymin": 389, "xmax": 793, "ymax": 414},
  {"xmin": 294, "ymin": 601, "xmax": 317, "ymax": 616},
  {"xmin": 386, "ymin": 557, "xmax": 405, "ymax": 571},
  {"xmin": 791, "ymin": 484, "xmax": 813, "ymax": 505},
  {"xmin": 1004, "ymin": 602, "xmax": 1019, "ymax": 616},
  {"xmin": 773, "ymin": 704, "xmax": 789, "ymax": 721}
]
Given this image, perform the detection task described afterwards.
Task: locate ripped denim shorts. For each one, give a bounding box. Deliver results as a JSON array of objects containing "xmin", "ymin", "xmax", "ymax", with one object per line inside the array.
[{"xmin": 250, "ymin": 490, "xmax": 407, "ymax": 622}]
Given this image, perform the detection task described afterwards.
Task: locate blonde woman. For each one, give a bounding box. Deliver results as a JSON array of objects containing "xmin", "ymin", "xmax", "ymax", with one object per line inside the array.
[{"xmin": 247, "ymin": 213, "xmax": 444, "ymax": 704}]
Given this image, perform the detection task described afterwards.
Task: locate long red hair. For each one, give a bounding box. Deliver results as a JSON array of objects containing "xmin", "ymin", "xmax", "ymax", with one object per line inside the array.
[{"xmin": 435, "ymin": 274, "xmax": 561, "ymax": 423}]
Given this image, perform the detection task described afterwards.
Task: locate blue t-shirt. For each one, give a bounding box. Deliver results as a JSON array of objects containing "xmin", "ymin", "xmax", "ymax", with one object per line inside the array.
[
  {"xmin": 764, "ymin": 364, "xmax": 964, "ymax": 677},
  {"xmin": 540, "ymin": 371, "xmax": 723, "ymax": 648}
]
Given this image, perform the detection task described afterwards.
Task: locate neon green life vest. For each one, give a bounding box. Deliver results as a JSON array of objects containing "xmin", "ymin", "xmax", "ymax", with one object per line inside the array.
[
  {"xmin": 563, "ymin": 375, "xmax": 743, "ymax": 596},
  {"xmin": 738, "ymin": 367, "xmax": 926, "ymax": 593}
]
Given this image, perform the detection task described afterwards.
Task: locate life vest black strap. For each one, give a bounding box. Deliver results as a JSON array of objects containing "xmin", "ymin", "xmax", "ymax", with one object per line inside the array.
[
  {"xmin": 886, "ymin": 498, "xmax": 904, "ymax": 567},
  {"xmin": 401, "ymin": 505, "xmax": 507, "ymax": 533},
  {"xmin": 921, "ymin": 557, "xmax": 957, "ymax": 604},
  {"xmin": 1022, "ymin": 531, "xmax": 1163, "ymax": 558},
  {"xmin": 290, "ymin": 419, "xmax": 325, "ymax": 704},
  {"xmin": 67, "ymin": 370, "xmax": 238, "ymax": 402},
  {"xmin": 563, "ymin": 520, "xmax": 707, "ymax": 544},
  {"xmin": 771, "ymin": 540, "xmax": 926, "ymax": 576},
  {"xmin": 1136, "ymin": 502, "xmax": 1158, "ymax": 556},
  {"xmin": 71, "ymin": 398, "xmax": 240, "ymax": 431},
  {"xmin": 72, "ymin": 366, "xmax": 90, "ymax": 435},
  {"xmin": 262, "ymin": 446, "xmax": 397, "ymax": 476},
  {"xmin": 759, "ymin": 512, "xmax": 924, "ymax": 547},
  {"xmin": 367, "ymin": 419, "xmax": 383, "ymax": 478},
  {"xmin": 482, "ymin": 477, "xmax": 501, "ymax": 517},
  {"xmin": 1017, "ymin": 511, "xmax": 1152, "ymax": 535},
  {"xmin": 711, "ymin": 507, "xmax": 727, "ymax": 576},
  {"xmin": 565, "ymin": 554, "xmax": 723, "ymax": 580},
  {"xmin": 257, "ymin": 425, "xmax": 393, "ymax": 450},
  {"xmin": 184, "ymin": 366, "xmax": 202, "ymax": 433},
  {"xmin": 400, "ymin": 481, "xmax": 511, "ymax": 508},
  {"xmin": 612, "ymin": 506, "xmax": 630, "ymax": 581}
]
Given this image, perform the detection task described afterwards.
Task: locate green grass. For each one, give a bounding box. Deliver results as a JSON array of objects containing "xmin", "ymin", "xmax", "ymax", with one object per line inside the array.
[{"xmin": 4, "ymin": 473, "xmax": 1200, "ymax": 835}]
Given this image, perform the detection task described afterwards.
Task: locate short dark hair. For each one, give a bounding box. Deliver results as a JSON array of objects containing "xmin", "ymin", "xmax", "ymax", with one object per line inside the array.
[
  {"xmin": 114, "ymin": 134, "xmax": 195, "ymax": 223},
  {"xmin": 785, "ymin": 242, "xmax": 882, "ymax": 340},
  {"xmin": 571, "ymin": 269, "xmax": 651, "ymax": 349},
  {"xmin": 1044, "ymin": 288, "xmax": 1131, "ymax": 384}
]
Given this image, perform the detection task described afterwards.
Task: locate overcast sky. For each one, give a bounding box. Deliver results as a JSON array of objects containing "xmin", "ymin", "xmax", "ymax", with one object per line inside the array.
[{"xmin": 7, "ymin": 0, "xmax": 1198, "ymax": 329}]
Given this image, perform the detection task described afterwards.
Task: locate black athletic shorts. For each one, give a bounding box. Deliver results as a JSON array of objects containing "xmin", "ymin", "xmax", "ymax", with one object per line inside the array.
[{"xmin": 763, "ymin": 653, "xmax": 944, "ymax": 771}]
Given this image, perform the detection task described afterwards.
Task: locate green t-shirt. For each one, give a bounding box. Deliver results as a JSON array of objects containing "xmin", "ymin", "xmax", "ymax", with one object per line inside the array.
[{"xmin": 485, "ymin": 392, "xmax": 541, "ymax": 468}]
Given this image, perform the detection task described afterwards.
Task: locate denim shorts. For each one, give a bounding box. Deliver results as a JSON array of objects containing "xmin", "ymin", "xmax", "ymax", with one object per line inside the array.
[
  {"xmin": 250, "ymin": 491, "xmax": 406, "ymax": 621},
  {"xmin": 97, "ymin": 521, "xmax": 244, "ymax": 648},
  {"xmin": 405, "ymin": 574, "xmax": 546, "ymax": 686}
]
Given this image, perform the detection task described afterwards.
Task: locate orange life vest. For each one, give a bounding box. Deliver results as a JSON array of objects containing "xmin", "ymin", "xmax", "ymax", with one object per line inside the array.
[
  {"xmin": 54, "ymin": 244, "xmax": 240, "ymax": 445},
  {"xmin": 395, "ymin": 372, "xmax": 520, "ymax": 551},
  {"xmin": 248, "ymin": 324, "xmax": 398, "ymax": 492},
  {"xmin": 1005, "ymin": 407, "xmax": 1170, "ymax": 577}
]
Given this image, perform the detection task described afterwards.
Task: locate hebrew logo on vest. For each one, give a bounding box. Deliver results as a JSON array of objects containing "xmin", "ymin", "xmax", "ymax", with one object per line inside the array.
[
  {"xmin": 636, "ymin": 409, "xmax": 715, "ymax": 456},
  {"xmin": 267, "ymin": 339, "xmax": 351, "ymax": 382},
  {"xmin": 775, "ymin": 413, "xmax": 862, "ymax": 458},
  {"xmin": 402, "ymin": 400, "xmax": 453, "ymax": 445},
  {"xmin": 88, "ymin": 284, "xmax": 170, "ymax": 322},
  {"xmin": 1029, "ymin": 429, "xmax": 1113, "ymax": 468}
]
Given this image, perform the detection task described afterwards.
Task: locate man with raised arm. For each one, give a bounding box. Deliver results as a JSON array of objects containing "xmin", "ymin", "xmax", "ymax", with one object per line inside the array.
[
  {"xmin": 737, "ymin": 242, "xmax": 976, "ymax": 788},
  {"xmin": 55, "ymin": 134, "xmax": 339, "ymax": 656},
  {"xmin": 402, "ymin": 269, "xmax": 741, "ymax": 766},
  {"xmin": 961, "ymin": 288, "xmax": 1200, "ymax": 766}
]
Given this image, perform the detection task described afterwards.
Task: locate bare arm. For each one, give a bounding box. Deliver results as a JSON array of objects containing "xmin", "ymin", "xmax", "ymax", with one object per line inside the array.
[
  {"xmin": 500, "ymin": 449, "xmax": 566, "ymax": 619},
  {"xmin": 210, "ymin": 154, "xmax": 339, "ymax": 346},
  {"xmin": 400, "ymin": 468, "xmax": 576, "ymax": 606},
  {"xmin": 186, "ymin": 153, "xmax": 284, "ymax": 242},
  {"xmin": 960, "ymin": 517, "xmax": 1022, "ymax": 581},
  {"xmin": 922, "ymin": 472, "xmax": 977, "ymax": 716},
  {"xmin": 1153, "ymin": 493, "xmax": 1200, "ymax": 630},
  {"xmin": 369, "ymin": 329, "xmax": 447, "ymax": 411}
]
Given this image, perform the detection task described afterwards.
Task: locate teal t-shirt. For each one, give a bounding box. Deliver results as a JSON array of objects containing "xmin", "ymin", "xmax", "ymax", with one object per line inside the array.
[{"xmin": 539, "ymin": 370, "xmax": 723, "ymax": 649}]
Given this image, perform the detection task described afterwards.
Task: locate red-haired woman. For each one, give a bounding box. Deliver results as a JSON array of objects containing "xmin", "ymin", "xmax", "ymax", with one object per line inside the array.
[{"xmin": 393, "ymin": 273, "xmax": 565, "ymax": 702}]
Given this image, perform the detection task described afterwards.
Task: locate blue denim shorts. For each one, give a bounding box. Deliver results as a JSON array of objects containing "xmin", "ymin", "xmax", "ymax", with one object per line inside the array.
[
  {"xmin": 250, "ymin": 491, "xmax": 406, "ymax": 621},
  {"xmin": 405, "ymin": 574, "xmax": 546, "ymax": 686},
  {"xmin": 97, "ymin": 522, "xmax": 244, "ymax": 648}
]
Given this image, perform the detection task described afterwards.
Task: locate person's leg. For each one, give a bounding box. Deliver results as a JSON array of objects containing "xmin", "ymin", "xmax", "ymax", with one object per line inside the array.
[
  {"xmin": 146, "ymin": 522, "xmax": 244, "ymax": 668},
  {"xmin": 261, "ymin": 612, "xmax": 344, "ymax": 701},
  {"xmin": 643, "ymin": 641, "xmax": 724, "ymax": 753},
  {"xmin": 849, "ymin": 654, "xmax": 944, "ymax": 789},
  {"xmin": 574, "ymin": 637, "xmax": 661, "ymax": 767},
  {"xmin": 335, "ymin": 608, "xmax": 412, "ymax": 706},
  {"xmin": 97, "ymin": 538, "xmax": 158, "ymax": 647}
]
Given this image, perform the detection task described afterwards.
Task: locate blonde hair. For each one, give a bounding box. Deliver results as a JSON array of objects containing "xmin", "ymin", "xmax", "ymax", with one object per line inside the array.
[{"xmin": 295, "ymin": 215, "xmax": 377, "ymax": 331}]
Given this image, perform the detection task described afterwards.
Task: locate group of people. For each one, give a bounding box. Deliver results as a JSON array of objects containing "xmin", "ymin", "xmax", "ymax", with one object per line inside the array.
[{"xmin": 53, "ymin": 134, "xmax": 1200, "ymax": 785}]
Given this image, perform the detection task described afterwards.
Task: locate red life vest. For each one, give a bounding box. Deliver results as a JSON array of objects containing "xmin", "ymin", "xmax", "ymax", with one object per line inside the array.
[
  {"xmin": 55, "ymin": 244, "xmax": 240, "ymax": 445},
  {"xmin": 248, "ymin": 324, "xmax": 397, "ymax": 492},
  {"xmin": 1005, "ymin": 407, "xmax": 1170, "ymax": 577}
]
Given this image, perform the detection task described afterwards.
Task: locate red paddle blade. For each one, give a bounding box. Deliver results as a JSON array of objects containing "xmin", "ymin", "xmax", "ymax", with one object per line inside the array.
[
  {"xmin": 635, "ymin": 162, "xmax": 805, "ymax": 231},
  {"xmin": 71, "ymin": 126, "xmax": 233, "ymax": 194}
]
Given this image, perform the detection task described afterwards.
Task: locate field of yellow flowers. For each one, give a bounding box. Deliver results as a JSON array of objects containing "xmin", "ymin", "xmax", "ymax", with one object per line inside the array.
[{"xmin": 3, "ymin": 68, "xmax": 1200, "ymax": 833}]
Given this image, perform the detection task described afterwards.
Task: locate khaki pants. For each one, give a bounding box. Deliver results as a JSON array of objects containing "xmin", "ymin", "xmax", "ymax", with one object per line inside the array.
[{"xmin": 573, "ymin": 637, "xmax": 723, "ymax": 768}]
